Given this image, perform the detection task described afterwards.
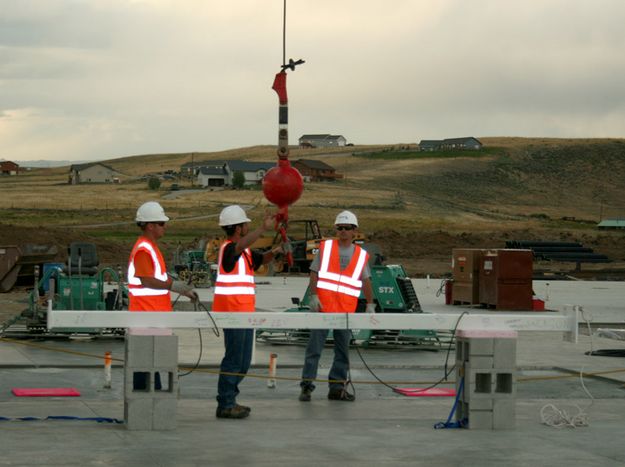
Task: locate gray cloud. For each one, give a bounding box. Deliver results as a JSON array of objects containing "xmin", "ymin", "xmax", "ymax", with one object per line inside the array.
[{"xmin": 1, "ymin": 0, "xmax": 624, "ymax": 161}]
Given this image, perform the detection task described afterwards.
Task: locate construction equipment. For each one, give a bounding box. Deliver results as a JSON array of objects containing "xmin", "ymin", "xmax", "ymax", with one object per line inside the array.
[
  {"xmin": 2, "ymin": 242, "xmax": 126, "ymax": 337},
  {"xmin": 263, "ymin": 219, "xmax": 323, "ymax": 274},
  {"xmin": 0, "ymin": 244, "xmax": 58, "ymax": 293},
  {"xmin": 256, "ymin": 219, "xmax": 366, "ymax": 274},
  {"xmin": 174, "ymin": 243, "xmax": 214, "ymax": 288},
  {"xmin": 200, "ymin": 220, "xmax": 324, "ymax": 276},
  {"xmin": 256, "ymin": 244, "xmax": 451, "ymax": 349}
]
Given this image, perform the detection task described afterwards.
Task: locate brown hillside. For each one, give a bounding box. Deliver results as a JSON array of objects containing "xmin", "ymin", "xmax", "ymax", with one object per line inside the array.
[{"xmin": 1, "ymin": 138, "xmax": 624, "ymax": 277}]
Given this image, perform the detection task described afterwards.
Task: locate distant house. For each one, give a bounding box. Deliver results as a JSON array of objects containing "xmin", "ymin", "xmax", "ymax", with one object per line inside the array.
[
  {"xmin": 194, "ymin": 160, "xmax": 276, "ymax": 188},
  {"xmin": 69, "ymin": 163, "xmax": 120, "ymax": 184},
  {"xmin": 292, "ymin": 159, "xmax": 342, "ymax": 182},
  {"xmin": 419, "ymin": 137, "xmax": 483, "ymax": 151},
  {"xmin": 181, "ymin": 160, "xmax": 215, "ymax": 177},
  {"xmin": 0, "ymin": 161, "xmax": 19, "ymax": 175},
  {"xmin": 597, "ymin": 219, "xmax": 625, "ymax": 230},
  {"xmin": 441, "ymin": 137, "xmax": 483, "ymax": 150},
  {"xmin": 228, "ymin": 160, "xmax": 275, "ymax": 186},
  {"xmin": 418, "ymin": 140, "xmax": 443, "ymax": 151},
  {"xmin": 197, "ymin": 165, "xmax": 228, "ymax": 188},
  {"xmin": 298, "ymin": 134, "xmax": 347, "ymax": 148}
]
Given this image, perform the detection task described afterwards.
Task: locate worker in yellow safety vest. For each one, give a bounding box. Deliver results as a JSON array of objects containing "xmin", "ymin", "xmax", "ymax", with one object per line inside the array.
[
  {"xmin": 213, "ymin": 205, "xmax": 283, "ymax": 419},
  {"xmin": 299, "ymin": 210, "xmax": 375, "ymax": 402}
]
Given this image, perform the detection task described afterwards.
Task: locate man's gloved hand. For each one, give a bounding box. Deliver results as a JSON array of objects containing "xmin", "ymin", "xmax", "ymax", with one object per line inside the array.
[
  {"xmin": 365, "ymin": 303, "xmax": 376, "ymax": 314},
  {"xmin": 171, "ymin": 281, "xmax": 199, "ymax": 302},
  {"xmin": 308, "ymin": 294, "xmax": 321, "ymax": 313}
]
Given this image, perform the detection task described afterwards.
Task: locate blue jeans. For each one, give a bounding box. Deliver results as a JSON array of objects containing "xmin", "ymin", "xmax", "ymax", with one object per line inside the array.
[
  {"xmin": 217, "ymin": 328, "xmax": 254, "ymax": 409},
  {"xmin": 301, "ymin": 328, "xmax": 351, "ymax": 392}
]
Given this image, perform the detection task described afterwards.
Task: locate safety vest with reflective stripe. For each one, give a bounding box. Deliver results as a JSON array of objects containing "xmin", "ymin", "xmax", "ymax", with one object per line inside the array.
[
  {"xmin": 127, "ymin": 237, "xmax": 172, "ymax": 312},
  {"xmin": 212, "ymin": 240, "xmax": 256, "ymax": 312},
  {"xmin": 316, "ymin": 239, "xmax": 369, "ymax": 313}
]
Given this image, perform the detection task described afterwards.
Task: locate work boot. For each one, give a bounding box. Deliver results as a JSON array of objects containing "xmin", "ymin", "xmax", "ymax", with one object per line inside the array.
[
  {"xmin": 237, "ymin": 404, "xmax": 251, "ymax": 413},
  {"xmin": 328, "ymin": 388, "xmax": 355, "ymax": 401},
  {"xmin": 216, "ymin": 404, "xmax": 250, "ymax": 419},
  {"xmin": 299, "ymin": 387, "xmax": 313, "ymax": 402}
]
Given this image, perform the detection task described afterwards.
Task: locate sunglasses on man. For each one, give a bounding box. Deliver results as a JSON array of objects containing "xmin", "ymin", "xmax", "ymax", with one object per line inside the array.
[
  {"xmin": 151, "ymin": 221, "xmax": 166, "ymax": 226},
  {"xmin": 336, "ymin": 225, "xmax": 354, "ymax": 231}
]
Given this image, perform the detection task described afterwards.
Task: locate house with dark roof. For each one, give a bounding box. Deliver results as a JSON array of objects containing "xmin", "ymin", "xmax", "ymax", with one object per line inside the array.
[
  {"xmin": 69, "ymin": 162, "xmax": 120, "ymax": 184},
  {"xmin": 194, "ymin": 160, "xmax": 276, "ymax": 188},
  {"xmin": 418, "ymin": 140, "xmax": 443, "ymax": 151},
  {"xmin": 292, "ymin": 159, "xmax": 342, "ymax": 182},
  {"xmin": 419, "ymin": 137, "xmax": 483, "ymax": 151},
  {"xmin": 226, "ymin": 161, "xmax": 275, "ymax": 186},
  {"xmin": 181, "ymin": 160, "xmax": 216, "ymax": 176},
  {"xmin": 441, "ymin": 137, "xmax": 483, "ymax": 150},
  {"xmin": 197, "ymin": 165, "xmax": 229, "ymax": 188},
  {"xmin": 298, "ymin": 134, "xmax": 347, "ymax": 148},
  {"xmin": 0, "ymin": 161, "xmax": 19, "ymax": 175}
]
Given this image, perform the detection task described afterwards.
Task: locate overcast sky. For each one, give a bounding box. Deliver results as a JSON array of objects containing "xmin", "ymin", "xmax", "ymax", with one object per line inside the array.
[{"xmin": 1, "ymin": 0, "xmax": 625, "ymax": 162}]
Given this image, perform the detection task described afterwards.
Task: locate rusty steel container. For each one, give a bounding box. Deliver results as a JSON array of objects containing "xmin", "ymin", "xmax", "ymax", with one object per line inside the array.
[
  {"xmin": 451, "ymin": 249, "xmax": 484, "ymax": 305},
  {"xmin": 479, "ymin": 249, "xmax": 533, "ymax": 310}
]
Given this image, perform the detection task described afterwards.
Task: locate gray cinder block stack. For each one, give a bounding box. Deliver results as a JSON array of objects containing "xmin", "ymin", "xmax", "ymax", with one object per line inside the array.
[
  {"xmin": 124, "ymin": 334, "xmax": 179, "ymax": 430},
  {"xmin": 455, "ymin": 329, "xmax": 517, "ymax": 430}
]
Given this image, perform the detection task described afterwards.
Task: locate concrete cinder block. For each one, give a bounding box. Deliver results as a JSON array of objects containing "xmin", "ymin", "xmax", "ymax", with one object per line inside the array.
[
  {"xmin": 455, "ymin": 340, "xmax": 471, "ymax": 363},
  {"xmin": 153, "ymin": 335, "xmax": 178, "ymax": 367},
  {"xmin": 463, "ymin": 368, "xmax": 516, "ymax": 401},
  {"xmin": 125, "ymin": 398, "xmax": 153, "ymax": 431},
  {"xmin": 153, "ymin": 398, "xmax": 177, "ymax": 430},
  {"xmin": 467, "ymin": 338, "xmax": 494, "ymax": 356},
  {"xmin": 468, "ymin": 356, "xmax": 495, "ymax": 369},
  {"xmin": 125, "ymin": 335, "xmax": 154, "ymax": 368},
  {"xmin": 493, "ymin": 338, "xmax": 517, "ymax": 368},
  {"xmin": 124, "ymin": 368, "xmax": 157, "ymax": 395},
  {"xmin": 152, "ymin": 369, "xmax": 179, "ymax": 394},
  {"xmin": 124, "ymin": 333, "xmax": 179, "ymax": 430},
  {"xmin": 456, "ymin": 401, "xmax": 469, "ymax": 422},
  {"xmin": 494, "ymin": 372, "xmax": 515, "ymax": 395},
  {"xmin": 467, "ymin": 410, "xmax": 493, "ymax": 430},
  {"xmin": 493, "ymin": 399, "xmax": 516, "ymax": 430},
  {"xmin": 467, "ymin": 399, "xmax": 494, "ymax": 411}
]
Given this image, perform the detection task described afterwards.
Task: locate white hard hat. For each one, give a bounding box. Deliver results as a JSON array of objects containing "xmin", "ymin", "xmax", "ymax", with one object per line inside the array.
[
  {"xmin": 135, "ymin": 201, "xmax": 169, "ymax": 223},
  {"xmin": 219, "ymin": 205, "xmax": 251, "ymax": 226},
  {"xmin": 335, "ymin": 210, "xmax": 358, "ymax": 227}
]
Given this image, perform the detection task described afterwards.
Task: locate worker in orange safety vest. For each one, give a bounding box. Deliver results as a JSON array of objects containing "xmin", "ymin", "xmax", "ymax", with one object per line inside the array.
[
  {"xmin": 127, "ymin": 201, "xmax": 198, "ymax": 389},
  {"xmin": 212, "ymin": 205, "xmax": 283, "ymax": 419},
  {"xmin": 299, "ymin": 210, "xmax": 375, "ymax": 402}
]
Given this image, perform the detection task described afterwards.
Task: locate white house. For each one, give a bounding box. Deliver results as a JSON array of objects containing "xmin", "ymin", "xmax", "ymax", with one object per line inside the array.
[
  {"xmin": 195, "ymin": 160, "xmax": 276, "ymax": 188},
  {"xmin": 298, "ymin": 134, "xmax": 347, "ymax": 148},
  {"xmin": 69, "ymin": 163, "xmax": 120, "ymax": 184}
]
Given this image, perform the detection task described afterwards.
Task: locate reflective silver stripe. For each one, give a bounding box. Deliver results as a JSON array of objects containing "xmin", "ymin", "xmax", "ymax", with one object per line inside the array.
[
  {"xmin": 317, "ymin": 280, "xmax": 360, "ymax": 297},
  {"xmin": 128, "ymin": 288, "xmax": 169, "ymax": 296},
  {"xmin": 217, "ymin": 275, "xmax": 254, "ymax": 284},
  {"xmin": 351, "ymin": 248, "xmax": 368, "ymax": 283},
  {"xmin": 318, "ymin": 271, "xmax": 362, "ymax": 289},
  {"xmin": 214, "ymin": 286, "xmax": 255, "ymax": 295},
  {"xmin": 319, "ymin": 239, "xmax": 333, "ymax": 275},
  {"xmin": 215, "ymin": 246, "xmax": 254, "ymax": 285},
  {"xmin": 317, "ymin": 240, "xmax": 365, "ymax": 288},
  {"xmin": 128, "ymin": 262, "xmax": 141, "ymax": 286}
]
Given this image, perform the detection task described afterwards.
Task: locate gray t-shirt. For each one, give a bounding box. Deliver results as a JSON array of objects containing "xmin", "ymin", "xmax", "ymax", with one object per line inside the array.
[{"xmin": 310, "ymin": 243, "xmax": 370, "ymax": 279}]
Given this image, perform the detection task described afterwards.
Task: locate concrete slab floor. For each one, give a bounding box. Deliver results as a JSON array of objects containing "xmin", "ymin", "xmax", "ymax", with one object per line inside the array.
[{"xmin": 0, "ymin": 278, "xmax": 624, "ymax": 466}]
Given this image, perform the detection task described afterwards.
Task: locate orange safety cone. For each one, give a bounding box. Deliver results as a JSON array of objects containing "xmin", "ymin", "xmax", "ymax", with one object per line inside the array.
[
  {"xmin": 267, "ymin": 353, "xmax": 278, "ymax": 388},
  {"xmin": 103, "ymin": 351, "xmax": 112, "ymax": 389}
]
